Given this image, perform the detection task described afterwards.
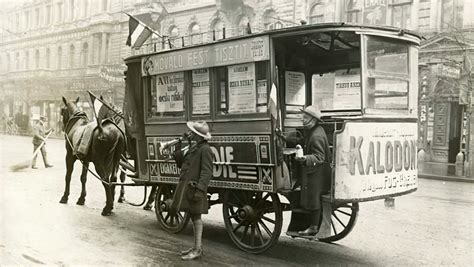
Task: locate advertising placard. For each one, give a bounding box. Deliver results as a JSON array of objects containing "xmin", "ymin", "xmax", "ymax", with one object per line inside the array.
[
  {"xmin": 334, "ymin": 121, "xmax": 418, "ymax": 201},
  {"xmin": 155, "ymin": 72, "xmax": 185, "ymax": 113},
  {"xmin": 147, "ymin": 135, "xmax": 273, "ymax": 191},
  {"xmin": 333, "ymin": 69, "xmax": 361, "ymax": 110},
  {"xmin": 142, "ymin": 36, "xmax": 270, "ymax": 76},
  {"xmin": 228, "ymin": 63, "xmax": 256, "ymax": 114},
  {"xmin": 192, "ymin": 68, "xmax": 210, "ymax": 115},
  {"xmin": 285, "ymin": 71, "xmax": 306, "ymax": 105}
]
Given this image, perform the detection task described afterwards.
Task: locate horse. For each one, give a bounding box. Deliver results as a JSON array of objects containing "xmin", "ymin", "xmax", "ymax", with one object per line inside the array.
[{"xmin": 59, "ymin": 96, "xmax": 125, "ymax": 216}]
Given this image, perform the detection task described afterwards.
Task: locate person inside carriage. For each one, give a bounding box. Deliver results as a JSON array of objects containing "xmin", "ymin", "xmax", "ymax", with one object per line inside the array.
[{"xmin": 285, "ymin": 105, "xmax": 331, "ymax": 237}]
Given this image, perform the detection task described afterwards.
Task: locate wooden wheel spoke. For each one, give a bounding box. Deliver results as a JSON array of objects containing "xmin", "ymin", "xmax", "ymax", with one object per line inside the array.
[
  {"xmin": 177, "ymin": 212, "xmax": 184, "ymax": 223},
  {"xmin": 233, "ymin": 219, "xmax": 245, "ymax": 233},
  {"xmin": 240, "ymin": 225, "xmax": 250, "ymax": 242},
  {"xmin": 261, "ymin": 215, "xmax": 276, "ymax": 224},
  {"xmin": 332, "ymin": 212, "xmax": 347, "ymax": 228},
  {"xmin": 250, "ymin": 224, "xmax": 256, "ymax": 246},
  {"xmin": 256, "ymin": 192, "xmax": 271, "ymax": 208},
  {"xmin": 335, "ymin": 209, "xmax": 351, "ymax": 217},
  {"xmin": 330, "ymin": 217, "xmax": 337, "ymax": 234},
  {"xmin": 255, "ymin": 222, "xmax": 265, "ymax": 245},
  {"xmin": 258, "ymin": 219, "xmax": 272, "ymax": 236},
  {"xmin": 164, "ymin": 213, "xmax": 170, "ymax": 223}
]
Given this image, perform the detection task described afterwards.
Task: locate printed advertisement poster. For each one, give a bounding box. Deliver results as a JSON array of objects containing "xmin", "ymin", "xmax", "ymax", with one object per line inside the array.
[
  {"xmin": 156, "ymin": 72, "xmax": 185, "ymax": 113},
  {"xmin": 192, "ymin": 68, "xmax": 210, "ymax": 115},
  {"xmin": 333, "ymin": 69, "xmax": 361, "ymax": 110},
  {"xmin": 312, "ymin": 72, "xmax": 336, "ymax": 110},
  {"xmin": 228, "ymin": 63, "xmax": 256, "ymax": 114},
  {"xmin": 285, "ymin": 71, "xmax": 305, "ymax": 105},
  {"xmin": 257, "ymin": 79, "xmax": 268, "ymax": 113},
  {"xmin": 334, "ymin": 121, "xmax": 418, "ymax": 201}
]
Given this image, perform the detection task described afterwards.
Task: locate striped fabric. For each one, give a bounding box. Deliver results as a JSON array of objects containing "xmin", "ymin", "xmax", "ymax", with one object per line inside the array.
[{"xmin": 126, "ymin": 15, "xmax": 152, "ymax": 48}]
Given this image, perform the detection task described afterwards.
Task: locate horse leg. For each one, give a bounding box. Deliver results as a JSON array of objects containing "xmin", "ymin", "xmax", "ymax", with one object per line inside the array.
[
  {"xmin": 60, "ymin": 154, "xmax": 75, "ymax": 204},
  {"xmin": 118, "ymin": 170, "xmax": 126, "ymax": 203},
  {"xmin": 101, "ymin": 181, "xmax": 113, "ymax": 216},
  {"xmin": 76, "ymin": 162, "xmax": 89, "ymax": 205},
  {"xmin": 143, "ymin": 185, "xmax": 157, "ymax": 210}
]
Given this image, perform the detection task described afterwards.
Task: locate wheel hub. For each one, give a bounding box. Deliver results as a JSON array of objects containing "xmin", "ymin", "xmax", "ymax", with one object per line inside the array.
[
  {"xmin": 160, "ymin": 199, "xmax": 173, "ymax": 211},
  {"xmin": 237, "ymin": 205, "xmax": 257, "ymax": 223}
]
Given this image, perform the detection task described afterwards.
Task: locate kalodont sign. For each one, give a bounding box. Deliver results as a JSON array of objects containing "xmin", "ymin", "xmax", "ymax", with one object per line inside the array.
[{"xmin": 334, "ymin": 121, "xmax": 418, "ymax": 201}]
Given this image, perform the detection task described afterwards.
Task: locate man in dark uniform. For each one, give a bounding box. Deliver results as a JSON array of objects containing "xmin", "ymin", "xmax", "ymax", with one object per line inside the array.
[
  {"xmin": 32, "ymin": 116, "xmax": 54, "ymax": 169},
  {"xmin": 293, "ymin": 105, "xmax": 331, "ymax": 236}
]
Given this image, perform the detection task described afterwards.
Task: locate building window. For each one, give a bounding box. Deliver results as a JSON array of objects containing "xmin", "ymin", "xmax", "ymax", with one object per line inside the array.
[
  {"xmin": 309, "ymin": 4, "xmax": 324, "ymax": 24},
  {"xmin": 57, "ymin": 3, "xmax": 63, "ymax": 22},
  {"xmin": 188, "ymin": 23, "xmax": 201, "ymax": 45},
  {"xmin": 46, "ymin": 48, "xmax": 51, "ymax": 69},
  {"xmin": 441, "ymin": 0, "xmax": 463, "ymax": 30},
  {"xmin": 57, "ymin": 46, "xmax": 62, "ymax": 69},
  {"xmin": 237, "ymin": 15, "xmax": 250, "ymax": 36},
  {"xmin": 35, "ymin": 8, "xmax": 40, "ymax": 27},
  {"xmin": 15, "ymin": 52, "xmax": 19, "ymax": 70},
  {"xmin": 25, "ymin": 11, "xmax": 30, "ymax": 29},
  {"xmin": 35, "ymin": 50, "xmax": 40, "ymax": 69},
  {"xmin": 168, "ymin": 26, "xmax": 180, "ymax": 47},
  {"xmin": 81, "ymin": 43, "xmax": 88, "ymax": 66},
  {"xmin": 263, "ymin": 10, "xmax": 283, "ymax": 30},
  {"xmin": 46, "ymin": 5, "xmax": 51, "ymax": 25},
  {"xmin": 25, "ymin": 51, "xmax": 29, "ymax": 70},
  {"xmin": 345, "ymin": 0, "xmax": 362, "ymax": 23},
  {"xmin": 69, "ymin": 45, "xmax": 75, "ymax": 68},
  {"xmin": 15, "ymin": 13, "xmax": 20, "ymax": 30},
  {"xmin": 83, "ymin": 0, "xmax": 88, "ymax": 18},
  {"xmin": 70, "ymin": 0, "xmax": 75, "ymax": 20},
  {"xmin": 101, "ymin": 0, "xmax": 108, "ymax": 12},
  {"xmin": 390, "ymin": 0, "xmax": 412, "ymax": 28},
  {"xmin": 210, "ymin": 18, "xmax": 224, "ymax": 40}
]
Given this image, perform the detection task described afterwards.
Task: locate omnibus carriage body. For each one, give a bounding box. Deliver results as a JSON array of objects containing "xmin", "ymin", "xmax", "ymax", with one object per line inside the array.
[{"xmin": 123, "ymin": 23, "xmax": 421, "ymax": 253}]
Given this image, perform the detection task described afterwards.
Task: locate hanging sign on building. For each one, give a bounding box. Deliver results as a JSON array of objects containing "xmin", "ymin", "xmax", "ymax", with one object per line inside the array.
[{"xmin": 432, "ymin": 64, "xmax": 461, "ymax": 79}]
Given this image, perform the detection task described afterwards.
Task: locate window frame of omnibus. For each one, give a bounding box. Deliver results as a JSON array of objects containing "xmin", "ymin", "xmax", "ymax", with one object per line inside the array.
[
  {"xmin": 360, "ymin": 33, "xmax": 419, "ymax": 117},
  {"xmin": 213, "ymin": 60, "xmax": 271, "ymax": 121}
]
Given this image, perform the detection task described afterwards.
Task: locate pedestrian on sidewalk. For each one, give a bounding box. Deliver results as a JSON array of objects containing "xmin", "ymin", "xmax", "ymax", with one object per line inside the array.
[
  {"xmin": 32, "ymin": 116, "xmax": 54, "ymax": 169},
  {"xmin": 171, "ymin": 121, "xmax": 213, "ymax": 261}
]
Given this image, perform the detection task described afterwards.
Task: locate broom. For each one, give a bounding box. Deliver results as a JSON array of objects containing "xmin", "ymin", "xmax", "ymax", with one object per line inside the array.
[{"xmin": 10, "ymin": 130, "xmax": 54, "ymax": 172}]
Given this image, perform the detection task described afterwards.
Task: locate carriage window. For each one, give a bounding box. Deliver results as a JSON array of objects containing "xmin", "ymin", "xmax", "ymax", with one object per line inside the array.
[
  {"xmin": 217, "ymin": 61, "xmax": 269, "ymax": 115},
  {"xmin": 312, "ymin": 68, "xmax": 361, "ymax": 111},
  {"xmin": 148, "ymin": 71, "xmax": 185, "ymax": 118},
  {"xmin": 191, "ymin": 68, "xmax": 210, "ymax": 115},
  {"xmin": 365, "ymin": 36, "xmax": 410, "ymax": 111}
]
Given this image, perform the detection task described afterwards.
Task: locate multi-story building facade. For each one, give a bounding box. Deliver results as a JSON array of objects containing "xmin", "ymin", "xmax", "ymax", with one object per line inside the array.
[{"xmin": 1, "ymin": 0, "xmax": 472, "ymax": 176}]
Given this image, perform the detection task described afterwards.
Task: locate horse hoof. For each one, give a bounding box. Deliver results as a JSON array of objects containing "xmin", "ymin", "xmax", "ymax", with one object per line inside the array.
[
  {"xmin": 76, "ymin": 199, "xmax": 85, "ymax": 205},
  {"xmin": 143, "ymin": 205, "xmax": 152, "ymax": 211},
  {"xmin": 59, "ymin": 197, "xmax": 68, "ymax": 204},
  {"xmin": 118, "ymin": 198, "xmax": 125, "ymax": 203},
  {"xmin": 101, "ymin": 209, "xmax": 113, "ymax": 216}
]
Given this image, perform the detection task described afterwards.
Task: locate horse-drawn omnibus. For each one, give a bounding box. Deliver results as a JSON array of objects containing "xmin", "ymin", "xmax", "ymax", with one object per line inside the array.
[{"xmin": 122, "ymin": 23, "xmax": 421, "ymax": 253}]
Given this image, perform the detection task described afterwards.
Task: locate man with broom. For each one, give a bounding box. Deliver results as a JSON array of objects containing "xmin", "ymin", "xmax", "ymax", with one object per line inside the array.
[{"xmin": 32, "ymin": 116, "xmax": 54, "ymax": 169}]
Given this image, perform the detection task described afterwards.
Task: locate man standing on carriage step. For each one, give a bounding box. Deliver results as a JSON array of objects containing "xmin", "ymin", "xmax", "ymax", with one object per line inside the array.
[
  {"xmin": 290, "ymin": 105, "xmax": 331, "ymax": 237},
  {"xmin": 170, "ymin": 120, "xmax": 212, "ymax": 261},
  {"xmin": 32, "ymin": 116, "xmax": 54, "ymax": 169}
]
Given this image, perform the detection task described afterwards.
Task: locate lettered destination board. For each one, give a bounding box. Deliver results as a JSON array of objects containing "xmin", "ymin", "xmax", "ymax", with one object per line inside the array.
[{"xmin": 334, "ymin": 121, "xmax": 418, "ymax": 201}]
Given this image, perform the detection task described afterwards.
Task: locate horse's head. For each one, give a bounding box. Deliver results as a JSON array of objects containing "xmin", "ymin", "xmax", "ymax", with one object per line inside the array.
[{"xmin": 61, "ymin": 96, "xmax": 80, "ymax": 129}]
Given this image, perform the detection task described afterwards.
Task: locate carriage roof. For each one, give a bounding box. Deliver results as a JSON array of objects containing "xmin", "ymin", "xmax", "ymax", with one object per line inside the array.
[{"xmin": 124, "ymin": 23, "xmax": 423, "ymax": 63}]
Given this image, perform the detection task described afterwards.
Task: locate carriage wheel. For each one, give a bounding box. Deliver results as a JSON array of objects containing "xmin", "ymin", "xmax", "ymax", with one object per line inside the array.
[
  {"xmin": 319, "ymin": 202, "xmax": 359, "ymax": 243},
  {"xmin": 222, "ymin": 190, "xmax": 283, "ymax": 254},
  {"xmin": 154, "ymin": 185, "xmax": 190, "ymax": 234}
]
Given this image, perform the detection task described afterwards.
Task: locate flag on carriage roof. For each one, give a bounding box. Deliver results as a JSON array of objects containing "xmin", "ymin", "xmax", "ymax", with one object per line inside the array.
[{"xmin": 125, "ymin": 13, "xmax": 157, "ymax": 48}]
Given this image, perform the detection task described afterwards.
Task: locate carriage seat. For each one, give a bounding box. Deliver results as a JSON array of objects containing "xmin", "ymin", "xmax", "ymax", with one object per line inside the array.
[{"xmin": 71, "ymin": 121, "xmax": 97, "ymax": 159}]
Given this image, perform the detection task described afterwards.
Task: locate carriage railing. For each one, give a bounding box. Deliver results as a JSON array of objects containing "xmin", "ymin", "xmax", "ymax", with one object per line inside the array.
[{"xmin": 131, "ymin": 26, "xmax": 268, "ymax": 56}]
